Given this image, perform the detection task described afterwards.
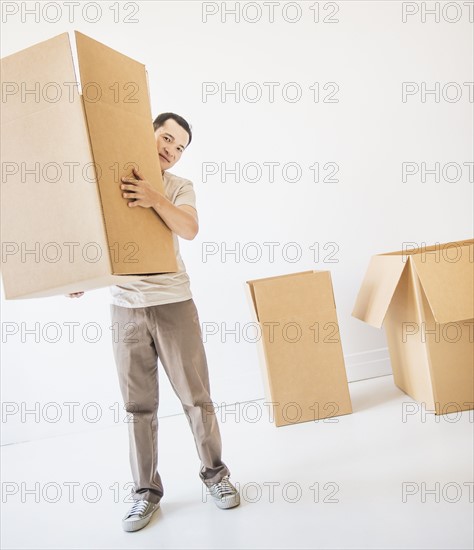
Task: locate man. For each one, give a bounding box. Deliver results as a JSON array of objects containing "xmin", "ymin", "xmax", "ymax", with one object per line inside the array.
[{"xmin": 68, "ymin": 113, "xmax": 240, "ymax": 532}]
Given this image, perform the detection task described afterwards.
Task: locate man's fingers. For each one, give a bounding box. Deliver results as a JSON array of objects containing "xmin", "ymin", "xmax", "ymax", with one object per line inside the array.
[
  {"xmin": 66, "ymin": 292, "xmax": 84, "ymax": 298},
  {"xmin": 121, "ymin": 185, "xmax": 137, "ymax": 193},
  {"xmin": 132, "ymin": 167, "xmax": 144, "ymax": 180}
]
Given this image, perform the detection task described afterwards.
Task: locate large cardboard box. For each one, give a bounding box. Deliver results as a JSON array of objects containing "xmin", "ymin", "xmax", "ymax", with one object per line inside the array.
[
  {"xmin": 352, "ymin": 239, "xmax": 474, "ymax": 415},
  {"xmin": 246, "ymin": 271, "xmax": 353, "ymax": 427},
  {"xmin": 1, "ymin": 31, "xmax": 177, "ymax": 299}
]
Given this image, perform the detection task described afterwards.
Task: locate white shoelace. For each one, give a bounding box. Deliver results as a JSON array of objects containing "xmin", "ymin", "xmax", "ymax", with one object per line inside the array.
[
  {"xmin": 212, "ymin": 477, "xmax": 235, "ymax": 497},
  {"xmin": 127, "ymin": 500, "xmax": 149, "ymax": 518}
]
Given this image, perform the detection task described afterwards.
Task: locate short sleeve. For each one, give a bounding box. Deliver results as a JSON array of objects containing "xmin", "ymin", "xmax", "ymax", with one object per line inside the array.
[{"xmin": 174, "ymin": 179, "xmax": 197, "ymax": 209}]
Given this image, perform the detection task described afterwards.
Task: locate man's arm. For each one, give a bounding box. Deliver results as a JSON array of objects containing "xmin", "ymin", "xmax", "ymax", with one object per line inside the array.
[
  {"xmin": 121, "ymin": 168, "xmax": 199, "ymax": 240},
  {"xmin": 152, "ymin": 200, "xmax": 199, "ymax": 241}
]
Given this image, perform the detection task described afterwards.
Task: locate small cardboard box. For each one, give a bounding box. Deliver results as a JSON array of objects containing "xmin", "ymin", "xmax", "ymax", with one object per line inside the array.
[
  {"xmin": 246, "ymin": 270, "xmax": 353, "ymax": 427},
  {"xmin": 352, "ymin": 239, "xmax": 474, "ymax": 415},
  {"xmin": 0, "ymin": 31, "xmax": 177, "ymax": 299}
]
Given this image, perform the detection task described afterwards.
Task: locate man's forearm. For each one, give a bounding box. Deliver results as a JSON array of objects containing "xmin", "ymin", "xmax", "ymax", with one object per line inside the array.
[{"xmin": 153, "ymin": 194, "xmax": 198, "ymax": 240}]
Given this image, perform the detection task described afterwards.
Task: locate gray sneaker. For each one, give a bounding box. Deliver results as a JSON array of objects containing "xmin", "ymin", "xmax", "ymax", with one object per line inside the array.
[
  {"xmin": 208, "ymin": 476, "xmax": 240, "ymax": 509},
  {"xmin": 122, "ymin": 499, "xmax": 160, "ymax": 532}
]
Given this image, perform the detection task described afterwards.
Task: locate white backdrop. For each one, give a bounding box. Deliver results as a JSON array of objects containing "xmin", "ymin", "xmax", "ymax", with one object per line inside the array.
[{"xmin": 1, "ymin": 1, "xmax": 473, "ymax": 444}]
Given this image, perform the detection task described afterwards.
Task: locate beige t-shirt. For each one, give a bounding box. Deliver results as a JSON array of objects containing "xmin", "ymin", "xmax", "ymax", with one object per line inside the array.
[{"xmin": 109, "ymin": 170, "xmax": 196, "ymax": 308}]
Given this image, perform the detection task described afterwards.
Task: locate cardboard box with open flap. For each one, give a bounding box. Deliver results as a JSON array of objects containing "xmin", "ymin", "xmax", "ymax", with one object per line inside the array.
[
  {"xmin": 246, "ymin": 270, "xmax": 353, "ymax": 427},
  {"xmin": 0, "ymin": 31, "xmax": 177, "ymax": 299},
  {"xmin": 352, "ymin": 239, "xmax": 474, "ymax": 415}
]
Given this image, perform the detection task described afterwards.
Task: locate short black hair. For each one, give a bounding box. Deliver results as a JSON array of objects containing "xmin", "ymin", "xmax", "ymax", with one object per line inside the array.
[{"xmin": 152, "ymin": 112, "xmax": 192, "ymax": 147}]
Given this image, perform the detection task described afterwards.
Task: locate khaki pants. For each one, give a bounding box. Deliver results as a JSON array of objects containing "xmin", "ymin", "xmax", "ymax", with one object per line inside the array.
[{"xmin": 110, "ymin": 298, "xmax": 230, "ymax": 504}]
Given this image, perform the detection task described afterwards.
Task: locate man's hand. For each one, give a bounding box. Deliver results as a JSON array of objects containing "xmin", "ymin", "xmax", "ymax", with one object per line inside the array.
[
  {"xmin": 121, "ymin": 167, "xmax": 165, "ymax": 209},
  {"xmin": 121, "ymin": 167, "xmax": 198, "ymax": 239},
  {"xmin": 66, "ymin": 292, "xmax": 84, "ymax": 298}
]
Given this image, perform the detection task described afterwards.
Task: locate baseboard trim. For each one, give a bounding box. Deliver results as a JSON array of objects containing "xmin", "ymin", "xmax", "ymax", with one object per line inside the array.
[{"xmin": 344, "ymin": 347, "xmax": 392, "ymax": 382}]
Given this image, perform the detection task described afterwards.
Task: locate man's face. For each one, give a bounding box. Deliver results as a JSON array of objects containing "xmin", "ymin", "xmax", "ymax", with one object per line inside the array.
[{"xmin": 154, "ymin": 118, "xmax": 190, "ymax": 171}]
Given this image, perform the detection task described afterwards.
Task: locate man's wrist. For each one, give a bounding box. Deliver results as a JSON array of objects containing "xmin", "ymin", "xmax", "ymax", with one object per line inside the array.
[{"xmin": 153, "ymin": 191, "xmax": 166, "ymax": 211}]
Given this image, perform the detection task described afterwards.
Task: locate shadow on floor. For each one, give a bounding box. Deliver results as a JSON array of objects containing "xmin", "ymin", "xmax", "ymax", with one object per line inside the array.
[{"xmin": 349, "ymin": 376, "xmax": 411, "ymax": 413}]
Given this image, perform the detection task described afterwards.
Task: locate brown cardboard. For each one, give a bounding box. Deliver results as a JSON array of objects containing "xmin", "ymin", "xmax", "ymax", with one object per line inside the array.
[
  {"xmin": 353, "ymin": 239, "xmax": 474, "ymax": 414},
  {"xmin": 246, "ymin": 271, "xmax": 353, "ymax": 427},
  {"xmin": 1, "ymin": 31, "xmax": 177, "ymax": 299}
]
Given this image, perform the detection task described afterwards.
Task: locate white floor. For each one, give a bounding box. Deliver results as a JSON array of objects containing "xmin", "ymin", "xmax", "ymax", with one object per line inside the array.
[{"xmin": 1, "ymin": 375, "xmax": 473, "ymax": 550}]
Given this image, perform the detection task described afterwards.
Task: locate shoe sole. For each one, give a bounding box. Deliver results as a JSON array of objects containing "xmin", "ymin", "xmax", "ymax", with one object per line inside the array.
[
  {"xmin": 214, "ymin": 494, "xmax": 240, "ymax": 509},
  {"xmin": 122, "ymin": 502, "xmax": 160, "ymax": 532}
]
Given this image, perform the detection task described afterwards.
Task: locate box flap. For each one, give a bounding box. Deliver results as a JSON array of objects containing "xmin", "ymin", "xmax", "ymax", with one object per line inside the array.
[
  {"xmin": 248, "ymin": 271, "xmax": 333, "ymax": 320},
  {"xmin": 246, "ymin": 271, "xmax": 317, "ymax": 322},
  {"xmin": 412, "ymin": 242, "xmax": 474, "ymax": 323},
  {"xmin": 74, "ymin": 31, "xmax": 177, "ymax": 275},
  {"xmin": 74, "ymin": 31, "xmax": 150, "ymax": 118},
  {"xmin": 384, "ymin": 238, "xmax": 474, "ymax": 258},
  {"xmin": 246, "ymin": 281, "xmax": 260, "ymax": 322},
  {"xmin": 352, "ymin": 255, "xmax": 408, "ymax": 328}
]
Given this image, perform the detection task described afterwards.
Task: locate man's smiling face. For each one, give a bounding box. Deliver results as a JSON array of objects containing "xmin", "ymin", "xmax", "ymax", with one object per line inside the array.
[{"xmin": 154, "ymin": 118, "xmax": 190, "ymax": 171}]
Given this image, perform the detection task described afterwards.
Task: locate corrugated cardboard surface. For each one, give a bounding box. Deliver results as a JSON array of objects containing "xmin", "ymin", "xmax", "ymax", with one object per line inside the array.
[
  {"xmin": 1, "ymin": 32, "xmax": 177, "ymax": 299},
  {"xmin": 384, "ymin": 260, "xmax": 436, "ymax": 409},
  {"xmin": 385, "ymin": 239, "xmax": 473, "ymax": 258},
  {"xmin": 4, "ymin": 274, "xmax": 164, "ymax": 301},
  {"xmin": 352, "ymin": 255, "xmax": 408, "ymax": 328},
  {"xmin": 247, "ymin": 271, "xmax": 352, "ymax": 427},
  {"xmin": 75, "ymin": 32, "xmax": 176, "ymax": 275},
  {"xmin": 0, "ymin": 33, "xmax": 74, "ymax": 124},
  {"xmin": 411, "ymin": 242, "xmax": 474, "ymax": 324},
  {"xmin": 1, "ymin": 34, "xmax": 111, "ymax": 298},
  {"xmin": 353, "ymin": 239, "xmax": 474, "ymax": 414},
  {"xmin": 419, "ymin": 279, "xmax": 473, "ymax": 414}
]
